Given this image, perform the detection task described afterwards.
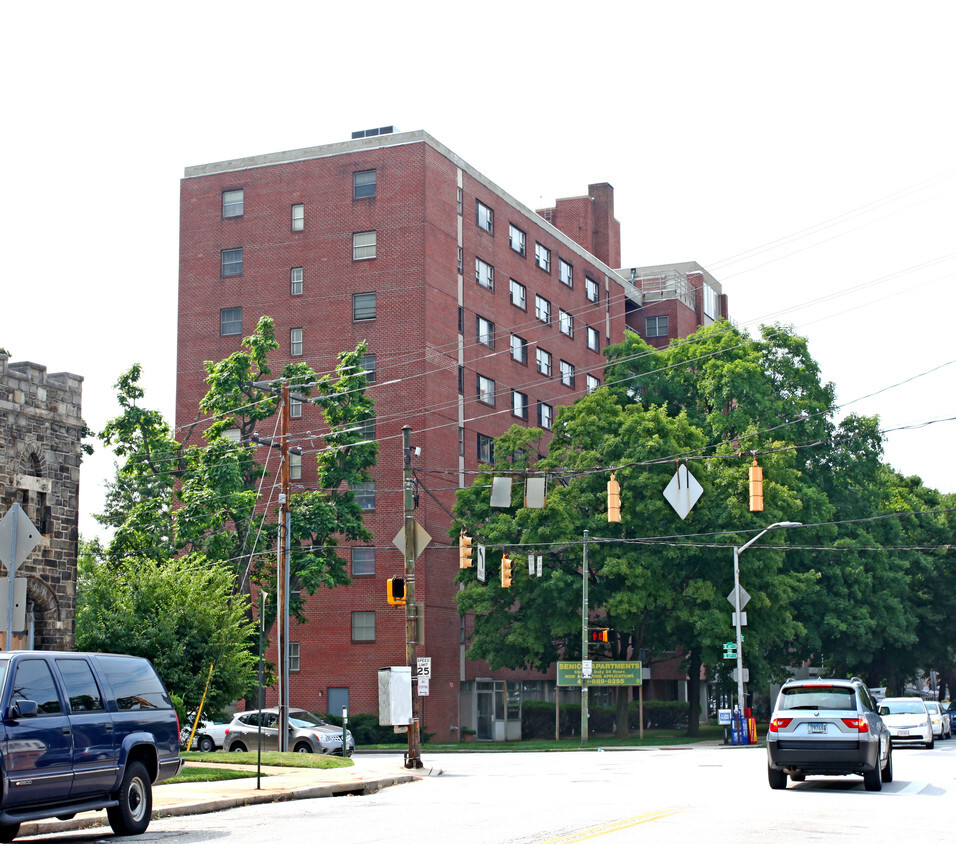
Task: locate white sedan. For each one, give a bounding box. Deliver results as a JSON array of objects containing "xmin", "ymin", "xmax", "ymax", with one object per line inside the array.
[
  {"xmin": 924, "ymin": 701, "xmax": 951, "ymax": 739},
  {"xmin": 879, "ymin": 697, "xmax": 934, "ymax": 748},
  {"xmin": 182, "ymin": 719, "xmax": 230, "ymax": 752}
]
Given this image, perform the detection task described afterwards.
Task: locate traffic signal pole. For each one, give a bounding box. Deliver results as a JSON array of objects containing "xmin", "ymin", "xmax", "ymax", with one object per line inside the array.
[{"xmin": 402, "ymin": 426, "xmax": 423, "ymax": 769}]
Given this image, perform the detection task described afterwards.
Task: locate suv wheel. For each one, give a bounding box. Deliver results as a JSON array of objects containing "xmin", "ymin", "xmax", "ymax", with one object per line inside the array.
[
  {"xmin": 863, "ymin": 760, "xmax": 883, "ymax": 792},
  {"xmin": 107, "ymin": 761, "xmax": 153, "ymax": 836},
  {"xmin": 294, "ymin": 742, "xmax": 314, "ymax": 753},
  {"xmin": 230, "ymin": 741, "xmax": 247, "ymax": 752},
  {"xmin": 0, "ymin": 823, "xmax": 20, "ymax": 843},
  {"xmin": 768, "ymin": 766, "xmax": 787, "ymax": 790},
  {"xmin": 882, "ymin": 746, "xmax": 893, "ymax": 783}
]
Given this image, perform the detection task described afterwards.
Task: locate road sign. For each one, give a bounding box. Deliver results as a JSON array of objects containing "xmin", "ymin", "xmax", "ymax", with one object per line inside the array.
[
  {"xmin": 557, "ymin": 661, "xmax": 642, "ymax": 687},
  {"xmin": 581, "ymin": 659, "xmax": 593, "ymax": 679},
  {"xmin": 477, "ymin": 544, "xmax": 486, "ymax": 582},
  {"xmin": 0, "ymin": 505, "xmax": 42, "ymax": 568},
  {"xmin": 727, "ymin": 586, "xmax": 751, "ymax": 610},
  {"xmin": 732, "ymin": 612, "xmax": 747, "ymax": 627},
  {"xmin": 391, "ymin": 520, "xmax": 432, "ymax": 560},
  {"xmin": 662, "ymin": 464, "xmax": 703, "ymax": 520},
  {"xmin": 417, "ymin": 676, "xmax": 430, "ymax": 696},
  {"xmin": 732, "ymin": 668, "xmax": 750, "ymax": 682},
  {"xmin": 417, "ymin": 657, "xmax": 431, "ymax": 678}
]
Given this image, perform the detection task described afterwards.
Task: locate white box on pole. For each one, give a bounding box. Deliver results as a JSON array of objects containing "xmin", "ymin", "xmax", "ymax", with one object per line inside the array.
[{"xmin": 378, "ymin": 666, "xmax": 413, "ymax": 725}]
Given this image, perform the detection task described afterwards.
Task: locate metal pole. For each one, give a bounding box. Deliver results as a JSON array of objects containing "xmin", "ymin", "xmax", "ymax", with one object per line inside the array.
[
  {"xmin": 402, "ymin": 426, "xmax": 423, "ymax": 768},
  {"xmin": 5, "ymin": 503, "xmax": 19, "ymax": 651},
  {"xmin": 277, "ymin": 381, "xmax": 291, "ymax": 752},
  {"xmin": 733, "ymin": 545, "xmax": 745, "ymax": 717},
  {"xmin": 581, "ymin": 529, "xmax": 589, "ymax": 746}
]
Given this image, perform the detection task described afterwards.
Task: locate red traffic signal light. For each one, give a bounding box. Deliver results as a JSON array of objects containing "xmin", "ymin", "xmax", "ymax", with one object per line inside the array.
[{"xmin": 589, "ymin": 628, "xmax": 610, "ymax": 644}]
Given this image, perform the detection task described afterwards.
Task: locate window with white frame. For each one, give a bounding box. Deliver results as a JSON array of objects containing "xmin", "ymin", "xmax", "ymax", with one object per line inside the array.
[
  {"xmin": 476, "ymin": 316, "xmax": 495, "ymax": 348},
  {"xmin": 353, "ymin": 292, "xmax": 376, "ymax": 321},
  {"xmin": 703, "ymin": 284, "xmax": 719, "ymax": 319},
  {"xmin": 222, "ymin": 189, "xmax": 243, "ymax": 218},
  {"xmin": 221, "ymin": 248, "xmax": 243, "ymax": 276},
  {"xmin": 512, "ymin": 390, "xmax": 528, "ymax": 419},
  {"xmin": 646, "ymin": 315, "xmax": 669, "ymax": 338},
  {"xmin": 535, "ymin": 242, "xmax": 551, "ymax": 272},
  {"xmin": 476, "ymin": 200, "xmax": 494, "ymax": 234},
  {"xmin": 352, "ymin": 547, "xmax": 375, "ymax": 576},
  {"xmin": 358, "ymin": 416, "xmax": 376, "ymax": 442},
  {"xmin": 586, "ymin": 276, "xmax": 600, "ymax": 303},
  {"xmin": 458, "ymin": 246, "xmax": 463, "ymax": 274},
  {"xmin": 537, "ymin": 402, "xmax": 554, "ymax": 430},
  {"xmin": 560, "ymin": 360, "xmax": 575, "ymax": 388},
  {"xmin": 476, "ymin": 257, "xmax": 494, "ymax": 290},
  {"xmin": 220, "ymin": 307, "xmax": 242, "ymax": 336},
  {"xmin": 559, "ymin": 309, "xmax": 574, "ymax": 338},
  {"xmin": 351, "ymin": 611, "xmax": 375, "ymax": 641},
  {"xmin": 587, "ymin": 325, "xmax": 600, "ymax": 352},
  {"xmin": 292, "ymin": 204, "xmax": 304, "ymax": 231},
  {"xmin": 290, "ymin": 397, "xmax": 302, "ymax": 418},
  {"xmin": 535, "ymin": 295, "xmax": 551, "ymax": 324},
  {"xmin": 353, "ymin": 169, "xmax": 376, "ymax": 199},
  {"xmin": 289, "ymin": 452, "xmax": 302, "ymax": 480},
  {"xmin": 291, "ymin": 267, "xmax": 303, "ymax": 295},
  {"xmin": 477, "ymin": 375, "xmax": 495, "ymax": 406},
  {"xmin": 586, "ymin": 374, "xmax": 600, "ymax": 394},
  {"xmin": 290, "ymin": 328, "xmax": 303, "ymax": 356},
  {"xmin": 559, "ymin": 258, "xmax": 573, "ymax": 287},
  {"xmin": 359, "ymin": 353, "xmax": 376, "ymax": 383},
  {"xmin": 510, "ymin": 278, "xmax": 526, "ymax": 310},
  {"xmin": 289, "ymin": 642, "xmax": 300, "ymax": 671},
  {"xmin": 477, "ymin": 433, "xmax": 494, "ymax": 463},
  {"xmin": 457, "ymin": 186, "xmax": 463, "ymax": 215},
  {"xmin": 352, "ymin": 481, "xmax": 375, "ymax": 510},
  {"xmin": 509, "ymin": 224, "xmax": 526, "ymax": 256},
  {"xmin": 510, "ymin": 334, "xmax": 528, "ymax": 364},
  {"xmin": 536, "ymin": 347, "xmax": 552, "ymax": 377},
  {"xmin": 353, "ymin": 231, "xmax": 377, "ymax": 260}
]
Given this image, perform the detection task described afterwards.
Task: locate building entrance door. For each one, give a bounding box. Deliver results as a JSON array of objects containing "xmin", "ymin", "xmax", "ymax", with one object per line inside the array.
[{"xmin": 476, "ymin": 681, "xmax": 494, "ymax": 740}]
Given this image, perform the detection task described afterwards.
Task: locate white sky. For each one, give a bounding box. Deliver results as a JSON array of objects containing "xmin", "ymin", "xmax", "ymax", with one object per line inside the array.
[{"xmin": 3, "ymin": 2, "xmax": 954, "ymax": 540}]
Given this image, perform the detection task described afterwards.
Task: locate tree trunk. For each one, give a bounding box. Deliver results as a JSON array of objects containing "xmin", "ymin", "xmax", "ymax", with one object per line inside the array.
[{"xmin": 685, "ymin": 647, "xmax": 702, "ymax": 737}]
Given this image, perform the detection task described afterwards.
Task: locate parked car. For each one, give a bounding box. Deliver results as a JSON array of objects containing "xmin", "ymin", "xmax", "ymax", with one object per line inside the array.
[
  {"xmin": 923, "ymin": 701, "xmax": 950, "ymax": 740},
  {"xmin": 0, "ymin": 651, "xmax": 182, "ymax": 841},
  {"xmin": 766, "ymin": 677, "xmax": 892, "ymax": 791},
  {"xmin": 879, "ymin": 697, "xmax": 934, "ymax": 748},
  {"xmin": 181, "ymin": 719, "xmax": 230, "ymax": 752},
  {"xmin": 223, "ymin": 707, "xmax": 355, "ymax": 755}
]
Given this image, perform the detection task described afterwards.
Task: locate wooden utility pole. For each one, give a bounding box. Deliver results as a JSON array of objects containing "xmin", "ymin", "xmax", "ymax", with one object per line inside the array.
[
  {"xmin": 402, "ymin": 426, "xmax": 423, "ymax": 768},
  {"xmin": 277, "ymin": 380, "xmax": 291, "ymax": 751}
]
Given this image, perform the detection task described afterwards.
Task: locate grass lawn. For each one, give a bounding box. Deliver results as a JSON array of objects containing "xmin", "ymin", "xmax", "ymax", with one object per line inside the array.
[
  {"xmin": 180, "ymin": 751, "xmax": 354, "ymax": 769},
  {"xmin": 165, "ymin": 766, "xmax": 261, "ymax": 784}
]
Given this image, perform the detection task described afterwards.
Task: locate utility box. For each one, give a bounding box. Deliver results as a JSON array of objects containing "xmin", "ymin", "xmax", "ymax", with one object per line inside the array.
[{"xmin": 378, "ymin": 666, "xmax": 412, "ymax": 726}]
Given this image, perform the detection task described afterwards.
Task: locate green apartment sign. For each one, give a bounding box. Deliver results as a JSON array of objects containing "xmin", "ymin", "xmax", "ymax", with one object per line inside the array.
[{"xmin": 557, "ymin": 661, "xmax": 643, "ymax": 687}]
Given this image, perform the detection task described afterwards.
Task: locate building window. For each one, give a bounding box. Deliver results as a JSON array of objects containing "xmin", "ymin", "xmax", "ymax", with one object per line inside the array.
[
  {"xmin": 559, "ymin": 258, "xmax": 573, "ymax": 287},
  {"xmin": 457, "ymin": 186, "xmax": 463, "ymax": 215},
  {"xmin": 458, "ymin": 307, "xmax": 464, "ymax": 333},
  {"xmin": 353, "ymin": 169, "xmax": 376, "ymax": 199},
  {"xmin": 704, "ymin": 284, "xmax": 719, "ymax": 319},
  {"xmin": 291, "ymin": 267, "xmax": 303, "ymax": 295},
  {"xmin": 586, "ymin": 276, "xmax": 600, "ymax": 303},
  {"xmin": 292, "ymin": 203, "xmax": 304, "ymax": 231},
  {"xmin": 476, "ymin": 316, "xmax": 495, "ymax": 348},
  {"xmin": 512, "ymin": 390, "xmax": 528, "ymax": 420},
  {"xmin": 536, "ymin": 348, "xmax": 552, "ymax": 377},
  {"xmin": 476, "ymin": 257, "xmax": 494, "ymax": 290},
  {"xmin": 559, "ymin": 309, "xmax": 574, "ymax": 338},
  {"xmin": 358, "ymin": 416, "xmax": 376, "ymax": 442},
  {"xmin": 458, "ymin": 426, "xmax": 465, "ymax": 456},
  {"xmin": 290, "ymin": 328, "xmax": 303, "ymax": 356},
  {"xmin": 587, "ymin": 326, "xmax": 600, "ymax": 352},
  {"xmin": 351, "ymin": 611, "xmax": 375, "ymax": 642},
  {"xmin": 586, "ymin": 374, "xmax": 600, "ymax": 394},
  {"xmin": 222, "ymin": 189, "xmax": 243, "ymax": 218},
  {"xmin": 352, "ymin": 547, "xmax": 375, "ymax": 576},
  {"xmin": 220, "ymin": 307, "xmax": 242, "ymax": 336},
  {"xmin": 477, "ymin": 375, "xmax": 496, "ymax": 406},
  {"xmin": 509, "ymin": 224, "xmax": 526, "ymax": 256},
  {"xmin": 510, "ymin": 334, "xmax": 528, "ymax": 364},
  {"xmin": 476, "ymin": 200, "xmax": 494, "ymax": 234},
  {"xmin": 221, "ymin": 248, "xmax": 243, "ymax": 277},
  {"xmin": 538, "ymin": 402, "xmax": 554, "ymax": 430},
  {"xmin": 289, "ymin": 452, "xmax": 302, "ymax": 480},
  {"xmin": 353, "ymin": 292, "xmax": 376, "ymax": 321},
  {"xmin": 560, "ymin": 360, "xmax": 575, "ymax": 388},
  {"xmin": 646, "ymin": 315, "xmax": 669, "ymax": 338},
  {"xmin": 510, "ymin": 279, "xmax": 526, "ymax": 310},
  {"xmin": 352, "ymin": 481, "xmax": 375, "ymax": 510},
  {"xmin": 290, "ymin": 397, "xmax": 303, "ymax": 418},
  {"xmin": 535, "ymin": 295, "xmax": 551, "ymax": 324},
  {"xmin": 289, "ymin": 642, "xmax": 300, "ymax": 671},
  {"xmin": 535, "ymin": 242, "xmax": 551, "ymax": 272},
  {"xmin": 359, "ymin": 353, "xmax": 376, "ymax": 383},
  {"xmin": 477, "ymin": 433, "xmax": 495, "ymax": 463},
  {"xmin": 458, "ymin": 365, "xmax": 464, "ymax": 394},
  {"xmin": 458, "ymin": 247, "xmax": 464, "ymax": 275},
  {"xmin": 353, "ymin": 231, "xmax": 377, "ymax": 260}
]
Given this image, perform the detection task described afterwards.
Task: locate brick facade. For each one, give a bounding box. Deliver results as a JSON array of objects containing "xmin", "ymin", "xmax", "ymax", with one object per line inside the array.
[{"xmin": 0, "ymin": 355, "xmax": 84, "ymax": 650}]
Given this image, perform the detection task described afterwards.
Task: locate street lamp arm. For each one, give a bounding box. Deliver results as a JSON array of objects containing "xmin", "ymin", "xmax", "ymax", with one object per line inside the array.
[{"xmin": 736, "ymin": 520, "xmax": 802, "ymax": 555}]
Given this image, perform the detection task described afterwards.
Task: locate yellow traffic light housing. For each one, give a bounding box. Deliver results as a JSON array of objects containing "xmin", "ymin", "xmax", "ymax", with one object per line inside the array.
[
  {"xmin": 500, "ymin": 553, "xmax": 513, "ymax": 588},
  {"xmin": 607, "ymin": 473, "xmax": 621, "ymax": 522},
  {"xmin": 749, "ymin": 458, "xmax": 764, "ymax": 512},
  {"xmin": 386, "ymin": 577, "xmax": 406, "ymax": 606},
  {"xmin": 459, "ymin": 532, "xmax": 473, "ymax": 568},
  {"xmin": 589, "ymin": 628, "xmax": 611, "ymax": 644}
]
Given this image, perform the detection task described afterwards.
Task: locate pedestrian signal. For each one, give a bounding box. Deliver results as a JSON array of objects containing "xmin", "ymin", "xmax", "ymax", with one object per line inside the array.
[
  {"xmin": 386, "ymin": 577, "xmax": 406, "ymax": 606},
  {"xmin": 589, "ymin": 628, "xmax": 610, "ymax": 643}
]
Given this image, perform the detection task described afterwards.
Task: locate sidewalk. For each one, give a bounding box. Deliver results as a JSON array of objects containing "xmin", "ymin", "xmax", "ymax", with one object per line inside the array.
[{"xmin": 20, "ymin": 755, "xmax": 439, "ymax": 838}]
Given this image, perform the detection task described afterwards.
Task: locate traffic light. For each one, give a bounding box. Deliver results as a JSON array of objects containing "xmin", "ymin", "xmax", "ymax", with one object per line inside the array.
[
  {"xmin": 749, "ymin": 457, "xmax": 764, "ymax": 512},
  {"xmin": 500, "ymin": 553, "xmax": 513, "ymax": 588},
  {"xmin": 589, "ymin": 628, "xmax": 611, "ymax": 643},
  {"xmin": 386, "ymin": 577, "xmax": 406, "ymax": 606},
  {"xmin": 607, "ymin": 473, "xmax": 621, "ymax": 523},
  {"xmin": 459, "ymin": 532, "xmax": 473, "ymax": 568}
]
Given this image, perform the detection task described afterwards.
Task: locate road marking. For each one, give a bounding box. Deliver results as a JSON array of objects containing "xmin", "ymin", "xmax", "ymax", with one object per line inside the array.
[{"xmin": 538, "ymin": 809, "xmax": 688, "ymax": 843}]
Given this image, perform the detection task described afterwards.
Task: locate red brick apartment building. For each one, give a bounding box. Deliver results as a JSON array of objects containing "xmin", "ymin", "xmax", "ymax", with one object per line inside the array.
[{"xmin": 177, "ymin": 128, "xmax": 728, "ymax": 741}]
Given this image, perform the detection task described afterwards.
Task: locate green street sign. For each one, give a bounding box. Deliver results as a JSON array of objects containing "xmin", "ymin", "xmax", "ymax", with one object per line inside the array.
[{"xmin": 557, "ymin": 661, "xmax": 642, "ymax": 687}]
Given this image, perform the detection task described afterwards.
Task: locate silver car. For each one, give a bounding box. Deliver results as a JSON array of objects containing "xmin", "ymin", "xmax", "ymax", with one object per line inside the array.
[
  {"xmin": 223, "ymin": 707, "xmax": 355, "ymax": 755},
  {"xmin": 879, "ymin": 697, "xmax": 934, "ymax": 748},
  {"xmin": 767, "ymin": 677, "xmax": 892, "ymax": 791}
]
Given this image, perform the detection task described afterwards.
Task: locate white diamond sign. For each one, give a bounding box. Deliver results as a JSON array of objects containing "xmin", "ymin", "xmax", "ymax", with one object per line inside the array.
[{"xmin": 662, "ymin": 465, "xmax": 703, "ymax": 520}]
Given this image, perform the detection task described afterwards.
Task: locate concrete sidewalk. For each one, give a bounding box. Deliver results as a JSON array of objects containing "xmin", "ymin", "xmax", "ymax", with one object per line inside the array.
[{"xmin": 20, "ymin": 755, "xmax": 437, "ymax": 838}]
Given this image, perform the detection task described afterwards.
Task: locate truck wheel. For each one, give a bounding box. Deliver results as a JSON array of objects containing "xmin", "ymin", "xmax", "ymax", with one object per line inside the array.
[
  {"xmin": 107, "ymin": 760, "xmax": 152, "ymax": 836},
  {"xmin": 0, "ymin": 823, "xmax": 20, "ymax": 842}
]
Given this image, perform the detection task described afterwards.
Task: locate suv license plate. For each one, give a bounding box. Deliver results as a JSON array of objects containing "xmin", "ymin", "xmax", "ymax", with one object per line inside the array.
[{"xmin": 808, "ymin": 723, "xmax": 827, "ymax": 734}]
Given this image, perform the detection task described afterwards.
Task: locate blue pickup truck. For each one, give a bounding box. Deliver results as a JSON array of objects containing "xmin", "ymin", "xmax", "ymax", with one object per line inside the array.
[{"xmin": 0, "ymin": 651, "xmax": 182, "ymax": 841}]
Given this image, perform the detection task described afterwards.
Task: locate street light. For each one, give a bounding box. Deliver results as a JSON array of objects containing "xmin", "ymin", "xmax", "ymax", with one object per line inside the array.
[{"xmin": 732, "ymin": 521, "xmax": 802, "ymax": 719}]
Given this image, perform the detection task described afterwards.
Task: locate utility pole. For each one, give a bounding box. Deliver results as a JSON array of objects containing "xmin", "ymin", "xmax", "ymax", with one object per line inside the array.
[
  {"xmin": 277, "ymin": 380, "xmax": 291, "ymax": 751},
  {"xmin": 581, "ymin": 529, "xmax": 589, "ymax": 746},
  {"xmin": 402, "ymin": 426, "xmax": 423, "ymax": 769}
]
